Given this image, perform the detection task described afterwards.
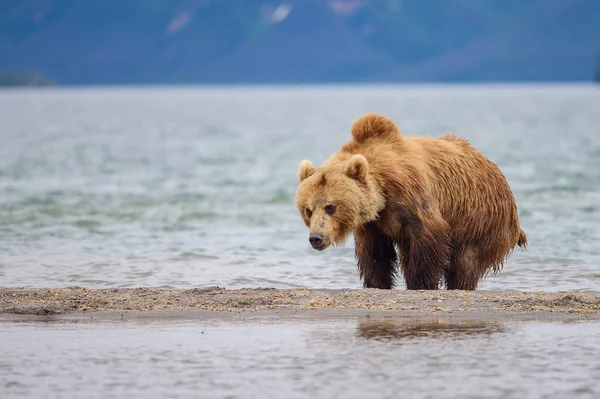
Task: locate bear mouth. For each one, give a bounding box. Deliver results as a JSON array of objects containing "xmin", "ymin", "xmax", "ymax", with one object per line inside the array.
[{"xmin": 310, "ymin": 241, "xmax": 329, "ymax": 251}]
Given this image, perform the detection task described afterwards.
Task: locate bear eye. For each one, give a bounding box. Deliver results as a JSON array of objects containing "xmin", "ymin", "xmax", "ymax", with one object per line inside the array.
[
  {"xmin": 324, "ymin": 204, "xmax": 336, "ymax": 215},
  {"xmin": 305, "ymin": 208, "xmax": 313, "ymax": 217}
]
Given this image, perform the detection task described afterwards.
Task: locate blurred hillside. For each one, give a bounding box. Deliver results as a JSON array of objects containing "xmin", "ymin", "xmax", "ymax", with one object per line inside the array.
[{"xmin": 1, "ymin": 0, "xmax": 599, "ymax": 85}]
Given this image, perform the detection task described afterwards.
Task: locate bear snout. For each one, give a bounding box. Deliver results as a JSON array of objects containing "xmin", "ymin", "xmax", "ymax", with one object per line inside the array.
[{"xmin": 309, "ymin": 233, "xmax": 324, "ymax": 250}]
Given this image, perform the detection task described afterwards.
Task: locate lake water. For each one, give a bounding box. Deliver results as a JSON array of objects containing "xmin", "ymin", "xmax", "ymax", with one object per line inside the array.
[
  {"xmin": 1, "ymin": 84, "xmax": 599, "ymax": 291},
  {"xmin": 1, "ymin": 315, "xmax": 600, "ymax": 398}
]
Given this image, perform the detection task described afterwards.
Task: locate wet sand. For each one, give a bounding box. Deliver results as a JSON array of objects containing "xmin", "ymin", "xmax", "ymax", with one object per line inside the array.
[{"xmin": 1, "ymin": 287, "xmax": 599, "ymax": 320}]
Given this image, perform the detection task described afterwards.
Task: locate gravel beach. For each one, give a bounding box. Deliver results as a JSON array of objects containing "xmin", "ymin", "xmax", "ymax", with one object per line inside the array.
[{"xmin": 1, "ymin": 287, "xmax": 599, "ymax": 319}]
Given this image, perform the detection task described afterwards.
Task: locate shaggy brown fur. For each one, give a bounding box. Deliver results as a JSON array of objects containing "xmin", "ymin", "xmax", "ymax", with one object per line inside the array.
[{"xmin": 295, "ymin": 113, "xmax": 527, "ymax": 290}]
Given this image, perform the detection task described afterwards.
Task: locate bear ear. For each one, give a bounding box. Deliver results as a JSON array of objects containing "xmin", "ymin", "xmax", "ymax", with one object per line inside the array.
[
  {"xmin": 346, "ymin": 154, "xmax": 368, "ymax": 182},
  {"xmin": 298, "ymin": 160, "xmax": 316, "ymax": 182}
]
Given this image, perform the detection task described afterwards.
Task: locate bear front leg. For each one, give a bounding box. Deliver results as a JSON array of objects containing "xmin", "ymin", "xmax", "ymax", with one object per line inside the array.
[
  {"xmin": 396, "ymin": 206, "xmax": 452, "ymax": 290},
  {"xmin": 354, "ymin": 222, "xmax": 398, "ymax": 289}
]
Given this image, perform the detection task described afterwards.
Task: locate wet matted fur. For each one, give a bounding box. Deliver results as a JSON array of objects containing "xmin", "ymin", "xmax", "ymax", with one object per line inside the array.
[{"xmin": 295, "ymin": 113, "xmax": 527, "ymax": 290}]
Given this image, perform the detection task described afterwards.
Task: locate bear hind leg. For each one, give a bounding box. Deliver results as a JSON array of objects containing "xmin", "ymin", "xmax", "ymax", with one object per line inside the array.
[
  {"xmin": 395, "ymin": 215, "xmax": 452, "ymax": 290},
  {"xmin": 445, "ymin": 246, "xmax": 484, "ymax": 290},
  {"xmin": 396, "ymin": 237, "xmax": 449, "ymax": 290},
  {"xmin": 354, "ymin": 222, "xmax": 398, "ymax": 289}
]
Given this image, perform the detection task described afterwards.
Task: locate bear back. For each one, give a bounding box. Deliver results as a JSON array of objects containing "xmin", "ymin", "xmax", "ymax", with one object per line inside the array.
[{"xmin": 350, "ymin": 114, "xmax": 402, "ymax": 144}]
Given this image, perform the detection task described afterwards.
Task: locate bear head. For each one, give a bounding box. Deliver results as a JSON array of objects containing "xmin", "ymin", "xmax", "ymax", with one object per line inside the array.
[{"xmin": 294, "ymin": 153, "xmax": 384, "ymax": 251}]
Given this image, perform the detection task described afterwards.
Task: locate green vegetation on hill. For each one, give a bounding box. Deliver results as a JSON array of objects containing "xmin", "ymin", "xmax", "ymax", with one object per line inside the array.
[{"xmin": 0, "ymin": 71, "xmax": 55, "ymax": 87}]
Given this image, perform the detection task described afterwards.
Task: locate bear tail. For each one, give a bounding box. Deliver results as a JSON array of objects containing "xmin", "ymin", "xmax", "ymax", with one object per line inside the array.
[
  {"xmin": 517, "ymin": 229, "xmax": 528, "ymax": 249},
  {"xmin": 351, "ymin": 113, "xmax": 400, "ymax": 143}
]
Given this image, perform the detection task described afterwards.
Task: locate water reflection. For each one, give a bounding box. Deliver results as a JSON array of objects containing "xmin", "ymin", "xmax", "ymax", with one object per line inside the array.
[
  {"xmin": 2, "ymin": 316, "xmax": 600, "ymax": 398},
  {"xmin": 356, "ymin": 316, "xmax": 506, "ymax": 341}
]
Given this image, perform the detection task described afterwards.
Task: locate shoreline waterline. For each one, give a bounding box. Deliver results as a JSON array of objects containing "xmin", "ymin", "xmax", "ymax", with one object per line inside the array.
[{"xmin": 1, "ymin": 287, "xmax": 599, "ymax": 319}]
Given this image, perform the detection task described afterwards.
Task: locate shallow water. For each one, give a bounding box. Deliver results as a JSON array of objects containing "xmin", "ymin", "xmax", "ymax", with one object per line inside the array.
[
  {"xmin": 1, "ymin": 316, "xmax": 600, "ymax": 398},
  {"xmin": 1, "ymin": 84, "xmax": 599, "ymax": 291}
]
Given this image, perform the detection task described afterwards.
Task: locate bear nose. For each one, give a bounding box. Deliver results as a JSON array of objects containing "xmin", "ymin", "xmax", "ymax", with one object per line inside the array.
[{"xmin": 309, "ymin": 233, "xmax": 323, "ymax": 247}]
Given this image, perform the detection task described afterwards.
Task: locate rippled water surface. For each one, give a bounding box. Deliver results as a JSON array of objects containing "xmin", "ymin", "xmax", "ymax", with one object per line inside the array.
[
  {"xmin": 1, "ymin": 316, "xmax": 600, "ymax": 398},
  {"xmin": 1, "ymin": 85, "xmax": 599, "ymax": 290}
]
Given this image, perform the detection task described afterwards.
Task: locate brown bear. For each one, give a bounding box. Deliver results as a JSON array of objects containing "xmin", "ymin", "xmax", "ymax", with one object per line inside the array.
[{"xmin": 294, "ymin": 113, "xmax": 527, "ymax": 290}]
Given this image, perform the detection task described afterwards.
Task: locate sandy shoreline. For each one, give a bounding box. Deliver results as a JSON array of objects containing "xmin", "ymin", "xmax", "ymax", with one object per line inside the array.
[{"xmin": 1, "ymin": 287, "xmax": 600, "ymax": 321}]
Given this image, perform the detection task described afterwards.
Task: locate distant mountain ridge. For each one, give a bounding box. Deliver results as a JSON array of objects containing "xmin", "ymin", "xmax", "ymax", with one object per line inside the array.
[{"xmin": 1, "ymin": 0, "xmax": 599, "ymax": 85}]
